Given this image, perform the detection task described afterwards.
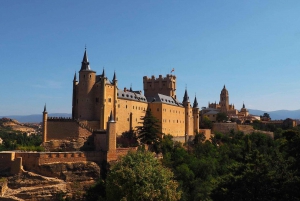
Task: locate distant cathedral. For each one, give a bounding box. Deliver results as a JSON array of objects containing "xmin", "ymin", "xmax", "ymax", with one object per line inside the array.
[
  {"xmin": 202, "ymin": 85, "xmax": 249, "ymax": 122},
  {"xmin": 43, "ymin": 48, "xmax": 200, "ymax": 143}
]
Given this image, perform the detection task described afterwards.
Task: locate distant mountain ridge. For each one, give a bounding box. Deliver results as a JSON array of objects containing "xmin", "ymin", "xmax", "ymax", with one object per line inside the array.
[
  {"xmin": 249, "ymin": 109, "xmax": 300, "ymax": 120},
  {"xmin": 1, "ymin": 110, "xmax": 300, "ymax": 123},
  {"xmin": 0, "ymin": 113, "xmax": 72, "ymax": 123}
]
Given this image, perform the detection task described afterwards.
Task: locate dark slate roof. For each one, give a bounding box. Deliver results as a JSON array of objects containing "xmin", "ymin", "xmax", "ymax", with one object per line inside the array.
[
  {"xmin": 146, "ymin": 94, "xmax": 183, "ymax": 107},
  {"xmin": 193, "ymin": 96, "xmax": 199, "ymax": 108},
  {"xmin": 80, "ymin": 49, "xmax": 93, "ymax": 71},
  {"xmin": 183, "ymin": 89, "xmax": 190, "ymax": 102},
  {"xmin": 118, "ymin": 89, "xmax": 147, "ymax": 102},
  {"xmin": 96, "ymin": 75, "xmax": 112, "ymax": 84},
  {"xmin": 203, "ymin": 110, "xmax": 219, "ymax": 115},
  {"xmin": 112, "ymin": 71, "xmax": 117, "ymax": 81}
]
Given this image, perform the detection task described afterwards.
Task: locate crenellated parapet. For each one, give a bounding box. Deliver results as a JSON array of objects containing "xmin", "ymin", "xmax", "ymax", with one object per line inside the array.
[
  {"xmin": 47, "ymin": 117, "xmax": 74, "ymax": 121},
  {"xmin": 143, "ymin": 74, "xmax": 177, "ymax": 98}
]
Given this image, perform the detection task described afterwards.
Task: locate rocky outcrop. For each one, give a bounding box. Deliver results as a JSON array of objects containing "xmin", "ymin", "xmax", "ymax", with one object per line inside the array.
[
  {"xmin": 36, "ymin": 162, "xmax": 100, "ymax": 181},
  {"xmin": 1, "ymin": 162, "xmax": 101, "ymax": 200},
  {"xmin": 2, "ymin": 171, "xmax": 66, "ymax": 201}
]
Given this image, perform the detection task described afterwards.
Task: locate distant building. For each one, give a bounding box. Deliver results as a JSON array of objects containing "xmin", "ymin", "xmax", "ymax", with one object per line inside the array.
[
  {"xmin": 282, "ymin": 118, "xmax": 297, "ymax": 129},
  {"xmin": 201, "ymin": 85, "xmax": 250, "ymax": 123}
]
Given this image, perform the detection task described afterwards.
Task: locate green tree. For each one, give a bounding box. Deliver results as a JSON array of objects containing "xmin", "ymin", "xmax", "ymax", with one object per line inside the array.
[
  {"xmin": 201, "ymin": 116, "xmax": 213, "ymax": 129},
  {"xmin": 136, "ymin": 110, "xmax": 161, "ymax": 146},
  {"xmin": 106, "ymin": 150, "xmax": 181, "ymax": 201},
  {"xmin": 216, "ymin": 112, "xmax": 228, "ymax": 122}
]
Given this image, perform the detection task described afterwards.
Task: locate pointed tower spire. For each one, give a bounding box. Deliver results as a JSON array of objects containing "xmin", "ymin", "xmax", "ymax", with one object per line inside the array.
[
  {"xmin": 243, "ymin": 102, "xmax": 245, "ymax": 109},
  {"xmin": 73, "ymin": 71, "xmax": 77, "ymax": 82},
  {"xmin": 80, "ymin": 47, "xmax": 91, "ymax": 71},
  {"xmin": 223, "ymin": 84, "xmax": 226, "ymax": 89},
  {"xmin": 183, "ymin": 88, "xmax": 190, "ymax": 102},
  {"xmin": 193, "ymin": 95, "xmax": 198, "ymax": 108},
  {"xmin": 102, "ymin": 67, "xmax": 106, "ymax": 78},
  {"xmin": 109, "ymin": 110, "xmax": 115, "ymax": 122},
  {"xmin": 113, "ymin": 71, "xmax": 117, "ymax": 81},
  {"xmin": 43, "ymin": 104, "xmax": 47, "ymax": 113}
]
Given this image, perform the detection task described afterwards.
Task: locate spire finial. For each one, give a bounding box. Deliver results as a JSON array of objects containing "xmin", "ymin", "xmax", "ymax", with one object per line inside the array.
[{"xmin": 243, "ymin": 101, "xmax": 245, "ymax": 109}]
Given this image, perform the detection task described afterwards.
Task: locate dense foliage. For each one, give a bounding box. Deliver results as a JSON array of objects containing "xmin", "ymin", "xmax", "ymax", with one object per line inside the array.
[
  {"xmin": 86, "ymin": 123, "xmax": 300, "ymax": 200},
  {"xmin": 106, "ymin": 150, "xmax": 181, "ymax": 201}
]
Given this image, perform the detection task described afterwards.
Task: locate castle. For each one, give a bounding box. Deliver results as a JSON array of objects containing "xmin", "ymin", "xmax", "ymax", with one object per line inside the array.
[{"xmin": 42, "ymin": 48, "xmax": 200, "ymax": 144}]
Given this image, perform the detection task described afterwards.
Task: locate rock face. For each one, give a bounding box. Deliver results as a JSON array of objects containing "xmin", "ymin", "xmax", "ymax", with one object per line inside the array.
[{"xmin": 1, "ymin": 162, "xmax": 101, "ymax": 200}]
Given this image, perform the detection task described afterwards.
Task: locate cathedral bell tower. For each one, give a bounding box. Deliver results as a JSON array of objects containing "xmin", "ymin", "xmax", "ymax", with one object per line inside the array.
[{"xmin": 220, "ymin": 85, "xmax": 229, "ymax": 113}]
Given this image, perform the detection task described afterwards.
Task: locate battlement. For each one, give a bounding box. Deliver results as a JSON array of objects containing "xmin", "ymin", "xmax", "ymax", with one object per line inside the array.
[
  {"xmin": 47, "ymin": 117, "xmax": 73, "ymax": 121},
  {"xmin": 143, "ymin": 74, "xmax": 176, "ymax": 81},
  {"xmin": 143, "ymin": 74, "xmax": 177, "ymax": 98}
]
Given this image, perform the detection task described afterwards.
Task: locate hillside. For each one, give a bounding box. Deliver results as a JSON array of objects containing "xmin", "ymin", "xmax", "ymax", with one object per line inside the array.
[
  {"xmin": 1, "ymin": 110, "xmax": 300, "ymax": 123},
  {"xmin": 248, "ymin": 109, "xmax": 300, "ymax": 120},
  {"xmin": 0, "ymin": 113, "xmax": 72, "ymax": 123}
]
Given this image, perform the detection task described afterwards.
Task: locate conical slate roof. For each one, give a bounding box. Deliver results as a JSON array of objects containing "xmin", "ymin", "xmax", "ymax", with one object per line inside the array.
[
  {"xmin": 193, "ymin": 96, "xmax": 198, "ymax": 108},
  {"xmin": 80, "ymin": 48, "xmax": 91, "ymax": 71},
  {"xmin": 183, "ymin": 89, "xmax": 190, "ymax": 102}
]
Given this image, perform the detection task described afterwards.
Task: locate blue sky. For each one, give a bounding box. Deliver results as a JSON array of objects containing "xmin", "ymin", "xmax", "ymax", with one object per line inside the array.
[{"xmin": 1, "ymin": 1, "xmax": 300, "ymax": 115}]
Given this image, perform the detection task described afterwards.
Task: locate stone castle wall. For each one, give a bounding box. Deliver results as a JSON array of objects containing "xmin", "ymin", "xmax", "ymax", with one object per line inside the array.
[
  {"xmin": 117, "ymin": 99, "xmax": 148, "ymax": 134},
  {"xmin": 0, "ymin": 152, "xmax": 14, "ymax": 172},
  {"xmin": 47, "ymin": 119, "xmax": 92, "ymax": 141},
  {"xmin": 212, "ymin": 122, "xmax": 238, "ymax": 134}
]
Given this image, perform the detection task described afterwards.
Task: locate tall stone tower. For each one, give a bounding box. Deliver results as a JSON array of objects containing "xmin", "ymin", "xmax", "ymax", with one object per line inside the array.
[
  {"xmin": 143, "ymin": 74, "xmax": 176, "ymax": 98},
  {"xmin": 72, "ymin": 72, "xmax": 78, "ymax": 120},
  {"xmin": 183, "ymin": 88, "xmax": 190, "ymax": 140},
  {"xmin": 76, "ymin": 48, "xmax": 96, "ymax": 120},
  {"xmin": 112, "ymin": 71, "xmax": 118, "ymax": 126},
  {"xmin": 106, "ymin": 111, "xmax": 117, "ymax": 161},
  {"xmin": 192, "ymin": 96, "xmax": 199, "ymax": 133},
  {"xmin": 42, "ymin": 104, "xmax": 48, "ymax": 143},
  {"xmin": 220, "ymin": 85, "xmax": 229, "ymax": 113}
]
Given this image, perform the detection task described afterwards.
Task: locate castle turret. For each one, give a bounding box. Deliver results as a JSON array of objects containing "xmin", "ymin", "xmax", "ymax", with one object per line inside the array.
[
  {"xmin": 106, "ymin": 111, "xmax": 117, "ymax": 161},
  {"xmin": 77, "ymin": 48, "xmax": 96, "ymax": 120},
  {"xmin": 192, "ymin": 95, "xmax": 199, "ymax": 133},
  {"xmin": 100, "ymin": 68, "xmax": 107, "ymax": 129},
  {"xmin": 42, "ymin": 104, "xmax": 48, "ymax": 143},
  {"xmin": 183, "ymin": 88, "xmax": 191, "ymax": 141},
  {"xmin": 113, "ymin": 71, "xmax": 118, "ymax": 122},
  {"xmin": 72, "ymin": 71, "xmax": 78, "ymax": 119}
]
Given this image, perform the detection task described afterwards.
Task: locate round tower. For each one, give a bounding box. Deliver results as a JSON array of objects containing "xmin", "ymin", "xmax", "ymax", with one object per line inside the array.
[
  {"xmin": 42, "ymin": 104, "xmax": 48, "ymax": 143},
  {"xmin": 112, "ymin": 71, "xmax": 118, "ymax": 123},
  {"xmin": 183, "ymin": 89, "xmax": 190, "ymax": 141},
  {"xmin": 72, "ymin": 71, "xmax": 78, "ymax": 120},
  {"xmin": 192, "ymin": 96, "xmax": 200, "ymax": 134},
  {"xmin": 77, "ymin": 48, "xmax": 96, "ymax": 120}
]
